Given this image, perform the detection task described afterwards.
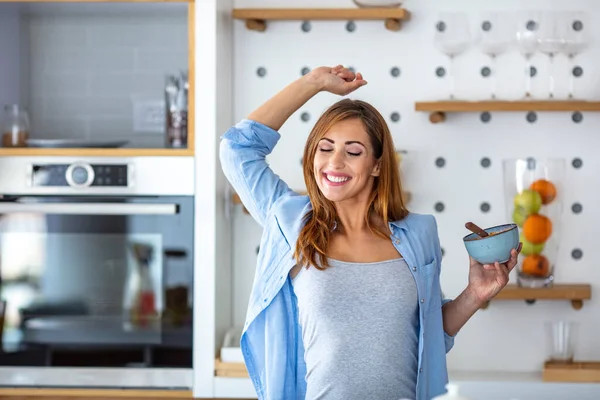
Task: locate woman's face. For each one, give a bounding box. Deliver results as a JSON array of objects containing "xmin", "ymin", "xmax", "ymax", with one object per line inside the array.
[{"xmin": 313, "ymin": 118, "xmax": 380, "ymax": 203}]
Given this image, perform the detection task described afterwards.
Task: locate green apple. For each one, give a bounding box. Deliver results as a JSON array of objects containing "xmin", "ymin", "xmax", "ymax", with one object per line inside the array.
[
  {"xmin": 513, "ymin": 189, "xmax": 542, "ymax": 215},
  {"xmin": 512, "ymin": 207, "xmax": 527, "ymax": 227},
  {"xmin": 520, "ymin": 232, "xmax": 545, "ymax": 256}
]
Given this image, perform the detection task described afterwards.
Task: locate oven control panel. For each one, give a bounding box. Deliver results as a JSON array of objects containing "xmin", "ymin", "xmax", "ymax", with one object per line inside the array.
[{"xmin": 32, "ymin": 163, "xmax": 129, "ymax": 188}]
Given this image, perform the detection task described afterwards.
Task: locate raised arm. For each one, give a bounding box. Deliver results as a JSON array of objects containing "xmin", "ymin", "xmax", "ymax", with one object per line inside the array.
[{"xmin": 220, "ymin": 66, "xmax": 367, "ymax": 226}]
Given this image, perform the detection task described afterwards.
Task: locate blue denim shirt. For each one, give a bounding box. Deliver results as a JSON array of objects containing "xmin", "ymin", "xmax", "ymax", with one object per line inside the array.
[{"xmin": 220, "ymin": 119, "xmax": 456, "ymax": 400}]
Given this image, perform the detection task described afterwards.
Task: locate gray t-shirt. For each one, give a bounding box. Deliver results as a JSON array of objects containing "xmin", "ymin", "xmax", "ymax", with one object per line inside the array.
[{"xmin": 292, "ymin": 257, "xmax": 419, "ymax": 400}]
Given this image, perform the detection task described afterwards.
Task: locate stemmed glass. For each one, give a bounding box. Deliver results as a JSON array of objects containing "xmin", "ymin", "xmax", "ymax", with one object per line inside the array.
[
  {"xmin": 561, "ymin": 12, "xmax": 590, "ymax": 99},
  {"xmin": 537, "ymin": 12, "xmax": 568, "ymax": 99},
  {"xmin": 516, "ymin": 11, "xmax": 541, "ymax": 99},
  {"xmin": 477, "ymin": 11, "xmax": 514, "ymax": 99},
  {"xmin": 434, "ymin": 12, "xmax": 471, "ymax": 100}
]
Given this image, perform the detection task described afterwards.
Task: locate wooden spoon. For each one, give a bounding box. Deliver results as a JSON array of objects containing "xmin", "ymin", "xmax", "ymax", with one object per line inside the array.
[{"xmin": 465, "ymin": 222, "xmax": 489, "ymax": 238}]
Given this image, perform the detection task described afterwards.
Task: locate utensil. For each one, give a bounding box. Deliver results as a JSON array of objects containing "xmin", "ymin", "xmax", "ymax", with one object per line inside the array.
[{"xmin": 465, "ymin": 221, "xmax": 489, "ymax": 238}]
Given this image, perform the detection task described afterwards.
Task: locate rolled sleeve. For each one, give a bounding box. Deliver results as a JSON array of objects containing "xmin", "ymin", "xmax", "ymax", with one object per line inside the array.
[{"xmin": 219, "ymin": 119, "xmax": 292, "ymax": 226}]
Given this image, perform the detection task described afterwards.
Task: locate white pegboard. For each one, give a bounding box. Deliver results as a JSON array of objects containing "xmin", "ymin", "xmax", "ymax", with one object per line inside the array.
[{"xmin": 230, "ymin": 0, "xmax": 600, "ymax": 373}]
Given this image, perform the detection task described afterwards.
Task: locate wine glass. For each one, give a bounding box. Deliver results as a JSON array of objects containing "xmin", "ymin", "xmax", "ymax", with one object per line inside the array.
[
  {"xmin": 537, "ymin": 12, "xmax": 568, "ymax": 99},
  {"xmin": 516, "ymin": 11, "xmax": 542, "ymax": 99},
  {"xmin": 561, "ymin": 11, "xmax": 590, "ymax": 99},
  {"xmin": 477, "ymin": 11, "xmax": 514, "ymax": 99},
  {"xmin": 434, "ymin": 12, "xmax": 472, "ymax": 100}
]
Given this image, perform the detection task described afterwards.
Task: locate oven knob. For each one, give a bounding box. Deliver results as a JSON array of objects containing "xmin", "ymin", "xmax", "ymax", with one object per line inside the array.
[{"xmin": 65, "ymin": 163, "xmax": 95, "ymax": 188}]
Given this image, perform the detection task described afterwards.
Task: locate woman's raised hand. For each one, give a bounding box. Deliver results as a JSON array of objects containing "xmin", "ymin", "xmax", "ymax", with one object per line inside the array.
[{"xmin": 308, "ymin": 65, "xmax": 367, "ymax": 96}]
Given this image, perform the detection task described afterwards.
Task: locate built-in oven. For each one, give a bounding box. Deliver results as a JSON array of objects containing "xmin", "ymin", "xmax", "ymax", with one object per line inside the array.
[{"xmin": 0, "ymin": 157, "xmax": 194, "ymax": 387}]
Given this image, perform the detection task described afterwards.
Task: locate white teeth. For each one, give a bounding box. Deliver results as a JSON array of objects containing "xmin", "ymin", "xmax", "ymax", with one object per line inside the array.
[{"xmin": 326, "ymin": 174, "xmax": 349, "ymax": 183}]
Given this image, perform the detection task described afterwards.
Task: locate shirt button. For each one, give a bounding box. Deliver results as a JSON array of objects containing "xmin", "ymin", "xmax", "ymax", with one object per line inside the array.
[
  {"xmin": 420, "ymin": 368, "xmax": 423, "ymax": 373},
  {"xmin": 412, "ymin": 266, "xmax": 417, "ymax": 271},
  {"xmin": 421, "ymin": 298, "xmax": 425, "ymax": 303}
]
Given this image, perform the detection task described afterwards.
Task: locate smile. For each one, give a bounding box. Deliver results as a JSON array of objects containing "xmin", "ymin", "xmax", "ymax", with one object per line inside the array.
[{"xmin": 323, "ymin": 173, "xmax": 351, "ymax": 185}]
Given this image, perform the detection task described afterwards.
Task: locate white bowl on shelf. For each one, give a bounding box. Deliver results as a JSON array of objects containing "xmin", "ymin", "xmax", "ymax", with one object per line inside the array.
[
  {"xmin": 352, "ymin": 0, "xmax": 404, "ymax": 7},
  {"xmin": 220, "ymin": 326, "xmax": 244, "ymax": 363}
]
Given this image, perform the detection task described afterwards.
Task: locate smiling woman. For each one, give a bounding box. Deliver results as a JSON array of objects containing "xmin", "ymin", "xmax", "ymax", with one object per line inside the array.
[{"xmin": 219, "ymin": 65, "xmax": 521, "ymax": 400}]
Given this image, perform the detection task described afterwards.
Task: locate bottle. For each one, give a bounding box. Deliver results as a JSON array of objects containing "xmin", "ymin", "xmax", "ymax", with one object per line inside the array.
[
  {"xmin": 1, "ymin": 104, "xmax": 29, "ymax": 147},
  {"xmin": 431, "ymin": 383, "xmax": 470, "ymax": 400},
  {"xmin": 123, "ymin": 242, "xmax": 158, "ymax": 330}
]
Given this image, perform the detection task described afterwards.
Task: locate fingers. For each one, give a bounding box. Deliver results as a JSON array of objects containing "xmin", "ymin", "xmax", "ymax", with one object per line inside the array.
[
  {"xmin": 336, "ymin": 68, "xmax": 356, "ymax": 82},
  {"xmin": 493, "ymin": 261, "xmax": 509, "ymax": 283},
  {"xmin": 506, "ymin": 243, "xmax": 522, "ymax": 272}
]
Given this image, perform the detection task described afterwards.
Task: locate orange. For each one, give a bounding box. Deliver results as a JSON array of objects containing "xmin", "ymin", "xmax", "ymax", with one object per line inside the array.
[
  {"xmin": 523, "ymin": 214, "xmax": 552, "ymax": 244},
  {"xmin": 530, "ymin": 179, "xmax": 557, "ymax": 205},
  {"xmin": 521, "ymin": 254, "xmax": 550, "ymax": 278}
]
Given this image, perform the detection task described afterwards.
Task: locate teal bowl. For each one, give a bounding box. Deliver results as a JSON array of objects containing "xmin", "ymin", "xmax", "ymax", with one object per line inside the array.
[{"xmin": 463, "ymin": 223, "xmax": 520, "ymax": 265}]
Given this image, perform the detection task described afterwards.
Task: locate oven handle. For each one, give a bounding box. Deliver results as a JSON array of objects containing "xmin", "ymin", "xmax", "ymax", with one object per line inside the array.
[{"xmin": 0, "ymin": 203, "xmax": 178, "ymax": 215}]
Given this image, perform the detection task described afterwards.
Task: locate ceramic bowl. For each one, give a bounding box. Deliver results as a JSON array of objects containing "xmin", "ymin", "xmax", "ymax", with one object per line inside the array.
[{"xmin": 463, "ymin": 223, "xmax": 520, "ymax": 264}]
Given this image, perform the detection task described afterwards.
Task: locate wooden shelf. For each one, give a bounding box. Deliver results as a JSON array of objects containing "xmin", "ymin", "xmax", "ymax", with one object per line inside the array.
[
  {"xmin": 415, "ymin": 100, "xmax": 600, "ymax": 123},
  {"xmin": 0, "ymin": 388, "xmax": 193, "ymax": 398},
  {"xmin": 0, "ymin": 148, "xmax": 194, "ymax": 157},
  {"xmin": 232, "ymin": 8, "xmax": 410, "ymax": 32},
  {"xmin": 543, "ymin": 360, "xmax": 600, "ymax": 383},
  {"xmin": 0, "ymin": 0, "xmax": 193, "ymax": 3},
  {"xmin": 232, "ymin": 190, "xmax": 412, "ymax": 214},
  {"xmin": 215, "ymin": 357, "xmax": 248, "ymax": 378},
  {"xmin": 481, "ymin": 284, "xmax": 592, "ymax": 310}
]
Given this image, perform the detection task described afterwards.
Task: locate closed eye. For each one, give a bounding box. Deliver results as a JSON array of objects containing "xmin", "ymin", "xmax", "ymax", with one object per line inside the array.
[
  {"xmin": 318, "ymin": 148, "xmax": 333, "ymax": 152},
  {"xmin": 348, "ymin": 151, "xmax": 362, "ymax": 156}
]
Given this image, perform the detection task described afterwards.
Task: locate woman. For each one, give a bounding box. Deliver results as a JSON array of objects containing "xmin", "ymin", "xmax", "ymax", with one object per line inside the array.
[{"xmin": 220, "ymin": 65, "xmax": 522, "ymax": 400}]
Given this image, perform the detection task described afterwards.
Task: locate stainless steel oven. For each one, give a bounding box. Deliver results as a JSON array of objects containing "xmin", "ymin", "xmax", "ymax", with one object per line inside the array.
[{"xmin": 0, "ymin": 157, "xmax": 194, "ymax": 385}]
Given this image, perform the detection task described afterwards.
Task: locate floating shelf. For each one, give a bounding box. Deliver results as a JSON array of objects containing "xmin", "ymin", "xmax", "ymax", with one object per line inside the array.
[
  {"xmin": 232, "ymin": 8, "xmax": 410, "ymax": 32},
  {"xmin": 0, "ymin": 148, "xmax": 194, "ymax": 157},
  {"xmin": 543, "ymin": 360, "xmax": 600, "ymax": 383},
  {"xmin": 414, "ymin": 100, "xmax": 600, "ymax": 123},
  {"xmin": 232, "ymin": 190, "xmax": 412, "ymax": 214},
  {"xmin": 480, "ymin": 284, "xmax": 592, "ymax": 310},
  {"xmin": 215, "ymin": 357, "xmax": 248, "ymax": 378},
  {"xmin": 0, "ymin": 0, "xmax": 193, "ymax": 2}
]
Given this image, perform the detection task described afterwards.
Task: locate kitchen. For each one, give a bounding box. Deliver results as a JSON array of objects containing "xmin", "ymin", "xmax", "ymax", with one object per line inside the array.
[{"xmin": 0, "ymin": 0, "xmax": 599, "ymax": 399}]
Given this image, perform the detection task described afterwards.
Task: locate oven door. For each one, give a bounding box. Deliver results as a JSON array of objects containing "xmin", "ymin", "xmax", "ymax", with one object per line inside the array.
[{"xmin": 0, "ymin": 195, "xmax": 193, "ymax": 369}]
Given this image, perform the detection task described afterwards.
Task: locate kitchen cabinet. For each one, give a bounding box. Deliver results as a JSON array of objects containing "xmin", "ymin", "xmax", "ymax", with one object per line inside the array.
[{"xmin": 0, "ymin": 0, "xmax": 195, "ymax": 157}]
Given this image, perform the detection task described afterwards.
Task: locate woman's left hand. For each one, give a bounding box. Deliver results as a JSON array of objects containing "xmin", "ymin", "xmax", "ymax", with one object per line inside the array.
[{"xmin": 466, "ymin": 242, "xmax": 523, "ymax": 305}]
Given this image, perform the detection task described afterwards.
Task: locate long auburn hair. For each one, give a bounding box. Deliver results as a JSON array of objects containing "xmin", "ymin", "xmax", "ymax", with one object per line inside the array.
[{"xmin": 293, "ymin": 98, "xmax": 409, "ymax": 270}]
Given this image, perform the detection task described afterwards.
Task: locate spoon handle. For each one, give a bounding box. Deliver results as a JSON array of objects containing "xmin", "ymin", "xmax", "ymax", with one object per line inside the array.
[{"xmin": 465, "ymin": 222, "xmax": 489, "ymax": 238}]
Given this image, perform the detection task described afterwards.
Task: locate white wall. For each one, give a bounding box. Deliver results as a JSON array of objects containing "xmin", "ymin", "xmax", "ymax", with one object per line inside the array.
[
  {"xmin": 228, "ymin": 0, "xmax": 600, "ymax": 374},
  {"xmin": 21, "ymin": 4, "xmax": 188, "ymax": 147}
]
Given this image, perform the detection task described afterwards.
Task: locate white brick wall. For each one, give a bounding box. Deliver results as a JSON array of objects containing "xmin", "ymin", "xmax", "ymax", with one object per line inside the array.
[{"xmin": 25, "ymin": 8, "xmax": 188, "ymax": 147}]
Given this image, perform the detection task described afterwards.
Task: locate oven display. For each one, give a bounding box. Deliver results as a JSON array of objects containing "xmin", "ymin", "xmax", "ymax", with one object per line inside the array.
[{"xmin": 32, "ymin": 163, "xmax": 129, "ymax": 187}]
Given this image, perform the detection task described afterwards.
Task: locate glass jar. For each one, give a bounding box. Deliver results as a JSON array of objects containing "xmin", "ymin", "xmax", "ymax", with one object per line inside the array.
[
  {"xmin": 502, "ymin": 158, "xmax": 566, "ymax": 288},
  {"xmin": 1, "ymin": 104, "xmax": 30, "ymax": 147}
]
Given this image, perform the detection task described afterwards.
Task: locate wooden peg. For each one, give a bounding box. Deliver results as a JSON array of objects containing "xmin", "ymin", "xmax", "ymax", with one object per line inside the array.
[
  {"xmin": 384, "ymin": 18, "xmax": 402, "ymax": 31},
  {"xmin": 571, "ymin": 299, "xmax": 583, "ymax": 310},
  {"xmin": 246, "ymin": 19, "xmax": 266, "ymax": 32},
  {"xmin": 429, "ymin": 112, "xmax": 446, "ymax": 123}
]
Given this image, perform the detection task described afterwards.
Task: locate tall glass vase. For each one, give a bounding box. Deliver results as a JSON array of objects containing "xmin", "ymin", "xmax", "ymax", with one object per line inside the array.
[{"xmin": 502, "ymin": 158, "xmax": 566, "ymax": 288}]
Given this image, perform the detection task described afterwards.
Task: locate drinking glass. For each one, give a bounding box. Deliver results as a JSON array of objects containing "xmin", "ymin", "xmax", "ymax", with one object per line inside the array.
[
  {"xmin": 545, "ymin": 321, "xmax": 578, "ymax": 363},
  {"xmin": 561, "ymin": 12, "xmax": 590, "ymax": 99},
  {"xmin": 477, "ymin": 11, "xmax": 514, "ymax": 99},
  {"xmin": 434, "ymin": 12, "xmax": 471, "ymax": 99},
  {"xmin": 516, "ymin": 11, "xmax": 542, "ymax": 99},
  {"xmin": 537, "ymin": 12, "xmax": 568, "ymax": 99}
]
